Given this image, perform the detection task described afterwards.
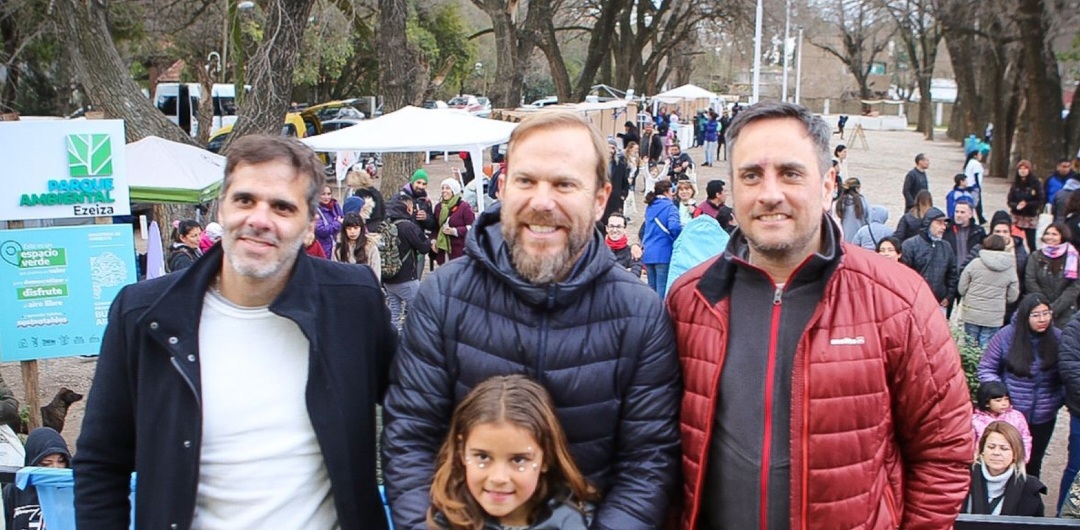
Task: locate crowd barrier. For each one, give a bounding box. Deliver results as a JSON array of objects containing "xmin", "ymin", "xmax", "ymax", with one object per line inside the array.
[
  {"xmin": 2, "ymin": 467, "xmax": 393, "ymax": 530},
  {"xmin": 6, "ymin": 466, "xmax": 1067, "ymax": 530}
]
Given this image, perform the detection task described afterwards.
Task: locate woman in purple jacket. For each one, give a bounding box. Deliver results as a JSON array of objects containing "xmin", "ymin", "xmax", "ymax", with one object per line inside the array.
[
  {"xmin": 979, "ymin": 292, "xmax": 1065, "ymax": 478},
  {"xmin": 315, "ymin": 185, "xmax": 343, "ymax": 257}
]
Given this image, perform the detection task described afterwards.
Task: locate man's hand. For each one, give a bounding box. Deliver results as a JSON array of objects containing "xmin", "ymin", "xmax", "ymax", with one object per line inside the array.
[
  {"xmin": 939, "ymin": 298, "xmax": 950, "ymax": 308},
  {"xmin": 415, "ymin": 210, "xmax": 427, "ymax": 221}
]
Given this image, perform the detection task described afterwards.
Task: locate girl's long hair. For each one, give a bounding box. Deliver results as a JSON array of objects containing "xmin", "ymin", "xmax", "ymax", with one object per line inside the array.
[
  {"xmin": 910, "ymin": 190, "xmax": 933, "ymax": 217},
  {"xmin": 1007, "ymin": 293, "xmax": 1058, "ymax": 377},
  {"xmin": 335, "ymin": 213, "xmax": 368, "ymax": 264},
  {"xmin": 834, "ymin": 179, "xmax": 866, "ymax": 219},
  {"xmin": 428, "ymin": 375, "xmax": 598, "ymax": 530}
]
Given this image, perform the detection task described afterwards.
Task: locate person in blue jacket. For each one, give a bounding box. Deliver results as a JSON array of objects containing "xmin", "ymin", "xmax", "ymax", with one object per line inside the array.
[
  {"xmin": 665, "ymin": 214, "xmax": 729, "ymax": 295},
  {"xmin": 642, "ymin": 180, "xmax": 682, "ymax": 298}
]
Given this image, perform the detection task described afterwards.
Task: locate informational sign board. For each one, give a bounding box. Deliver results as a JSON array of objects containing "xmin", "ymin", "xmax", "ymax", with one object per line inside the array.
[
  {"xmin": 0, "ymin": 120, "xmax": 130, "ymax": 221},
  {"xmin": 0, "ymin": 224, "xmax": 136, "ymax": 361}
]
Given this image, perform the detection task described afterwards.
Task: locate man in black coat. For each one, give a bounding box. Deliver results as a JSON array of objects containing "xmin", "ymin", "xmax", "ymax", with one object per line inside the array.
[
  {"xmin": 902, "ymin": 153, "xmax": 931, "ymax": 212},
  {"xmin": 640, "ymin": 120, "xmax": 665, "ymax": 166},
  {"xmin": 74, "ymin": 136, "xmax": 396, "ymax": 530},
  {"xmin": 901, "ymin": 207, "xmax": 958, "ymax": 310},
  {"xmin": 601, "ymin": 140, "xmax": 630, "ymax": 233},
  {"xmin": 382, "ymin": 112, "xmax": 681, "ymax": 530}
]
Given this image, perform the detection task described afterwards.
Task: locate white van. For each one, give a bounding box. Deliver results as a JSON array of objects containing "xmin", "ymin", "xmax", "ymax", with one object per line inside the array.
[{"xmin": 152, "ymin": 83, "xmax": 249, "ymax": 138}]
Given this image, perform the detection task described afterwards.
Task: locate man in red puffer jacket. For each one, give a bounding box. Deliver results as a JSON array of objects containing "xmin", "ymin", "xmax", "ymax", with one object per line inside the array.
[{"xmin": 667, "ymin": 101, "xmax": 972, "ymax": 530}]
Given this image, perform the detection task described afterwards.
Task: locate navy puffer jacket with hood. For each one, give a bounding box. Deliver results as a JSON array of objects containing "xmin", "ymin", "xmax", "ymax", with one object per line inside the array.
[
  {"xmin": 3, "ymin": 427, "xmax": 71, "ymax": 530},
  {"xmin": 382, "ymin": 203, "xmax": 682, "ymax": 530}
]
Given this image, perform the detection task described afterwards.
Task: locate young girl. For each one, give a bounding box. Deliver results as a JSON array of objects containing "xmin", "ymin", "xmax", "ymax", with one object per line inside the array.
[
  {"xmin": 972, "ymin": 381, "xmax": 1032, "ymax": 463},
  {"xmin": 429, "ymin": 375, "xmax": 598, "ymax": 530}
]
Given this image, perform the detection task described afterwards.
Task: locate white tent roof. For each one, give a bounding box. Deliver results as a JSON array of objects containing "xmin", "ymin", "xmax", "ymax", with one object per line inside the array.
[
  {"xmin": 126, "ymin": 136, "xmax": 224, "ymax": 203},
  {"xmin": 652, "ymin": 84, "xmax": 720, "ymax": 103},
  {"xmin": 301, "ymin": 105, "xmax": 517, "ymax": 152}
]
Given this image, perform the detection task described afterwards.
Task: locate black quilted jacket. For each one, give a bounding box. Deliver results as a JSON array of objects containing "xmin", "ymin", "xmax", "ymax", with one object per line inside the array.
[{"xmin": 381, "ymin": 204, "xmax": 682, "ymax": 530}]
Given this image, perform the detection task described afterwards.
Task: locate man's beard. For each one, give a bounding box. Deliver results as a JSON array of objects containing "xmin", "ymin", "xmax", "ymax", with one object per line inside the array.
[{"xmin": 502, "ymin": 210, "xmax": 591, "ymax": 285}]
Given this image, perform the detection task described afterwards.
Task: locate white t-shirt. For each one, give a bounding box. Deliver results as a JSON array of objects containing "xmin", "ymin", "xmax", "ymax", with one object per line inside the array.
[{"xmin": 192, "ymin": 289, "xmax": 339, "ymax": 530}]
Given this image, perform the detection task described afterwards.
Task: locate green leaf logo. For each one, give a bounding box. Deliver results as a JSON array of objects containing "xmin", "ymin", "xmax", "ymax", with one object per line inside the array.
[{"xmin": 67, "ymin": 134, "xmax": 113, "ymax": 177}]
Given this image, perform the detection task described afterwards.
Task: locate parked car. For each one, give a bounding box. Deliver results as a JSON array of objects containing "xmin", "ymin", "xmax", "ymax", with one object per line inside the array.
[
  {"xmin": 474, "ymin": 97, "xmax": 492, "ymax": 118},
  {"xmin": 528, "ymin": 96, "xmax": 559, "ymax": 108},
  {"xmin": 423, "ymin": 99, "xmax": 449, "ymax": 109},
  {"xmin": 448, "ymin": 94, "xmax": 483, "ymax": 113},
  {"xmin": 207, "ymin": 111, "xmax": 323, "ymax": 154},
  {"xmin": 306, "ymin": 99, "xmax": 365, "ymax": 122},
  {"xmin": 320, "ymin": 118, "xmax": 362, "ymax": 133}
]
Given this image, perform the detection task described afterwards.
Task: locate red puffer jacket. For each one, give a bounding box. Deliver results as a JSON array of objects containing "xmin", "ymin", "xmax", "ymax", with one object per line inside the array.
[{"xmin": 666, "ymin": 245, "xmax": 972, "ymax": 530}]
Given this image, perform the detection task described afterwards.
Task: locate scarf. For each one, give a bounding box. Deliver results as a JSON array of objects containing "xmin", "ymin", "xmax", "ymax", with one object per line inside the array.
[
  {"xmin": 436, "ymin": 194, "xmax": 461, "ymax": 253},
  {"xmin": 982, "ymin": 464, "xmax": 1014, "ymax": 515},
  {"xmin": 605, "ymin": 236, "xmax": 628, "ymax": 251},
  {"xmin": 1041, "ymin": 242, "xmax": 1079, "ymax": 279}
]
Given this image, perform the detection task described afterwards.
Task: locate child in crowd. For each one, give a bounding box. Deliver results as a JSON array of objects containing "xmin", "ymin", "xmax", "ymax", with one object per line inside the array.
[
  {"xmin": 946, "ymin": 173, "xmax": 976, "ymax": 219},
  {"xmin": 972, "ymin": 381, "xmax": 1032, "ymax": 463},
  {"xmin": 3, "ymin": 427, "xmax": 71, "ymax": 530},
  {"xmin": 428, "ymin": 375, "xmax": 599, "ymax": 530}
]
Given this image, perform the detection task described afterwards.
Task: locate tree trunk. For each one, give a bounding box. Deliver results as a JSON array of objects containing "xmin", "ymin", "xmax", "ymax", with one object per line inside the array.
[
  {"xmin": 55, "ymin": 0, "xmax": 192, "ymax": 144},
  {"xmin": 228, "ymin": 0, "xmax": 317, "ymax": 142},
  {"xmin": 917, "ymin": 73, "xmax": 934, "ymax": 140},
  {"xmin": 478, "ymin": 3, "xmax": 522, "ymax": 108},
  {"xmin": 191, "ymin": 54, "xmax": 216, "ymax": 145},
  {"xmin": 989, "ymin": 46, "xmax": 1022, "ymax": 179},
  {"xmin": 1013, "ymin": 0, "xmax": 1065, "ymax": 174},
  {"xmin": 534, "ymin": 0, "xmax": 572, "ymax": 103},
  {"xmin": 378, "ymin": 0, "xmax": 424, "ymax": 197},
  {"xmin": 571, "ymin": 0, "xmax": 626, "ymax": 101}
]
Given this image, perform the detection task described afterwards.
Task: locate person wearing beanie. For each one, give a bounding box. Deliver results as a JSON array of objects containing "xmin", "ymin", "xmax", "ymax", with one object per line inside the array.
[
  {"xmin": 901, "ymin": 206, "xmax": 958, "ymax": 310},
  {"xmin": 1008, "ymin": 160, "xmax": 1044, "ymax": 252},
  {"xmin": 432, "ymin": 177, "xmax": 474, "ymax": 265},
  {"xmin": 3, "ymin": 427, "xmax": 71, "ymax": 530},
  {"xmin": 343, "ymin": 195, "xmax": 365, "ymax": 217},
  {"xmin": 401, "ymin": 168, "xmax": 436, "ymax": 235}
]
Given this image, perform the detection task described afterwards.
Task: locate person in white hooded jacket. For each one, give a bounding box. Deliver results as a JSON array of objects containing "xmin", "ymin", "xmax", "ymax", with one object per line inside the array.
[{"xmin": 959, "ymin": 234, "xmax": 1021, "ymax": 349}]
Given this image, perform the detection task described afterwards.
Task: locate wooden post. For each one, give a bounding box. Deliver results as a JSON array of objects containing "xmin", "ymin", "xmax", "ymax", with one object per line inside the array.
[
  {"xmin": 3, "ymin": 212, "xmax": 40, "ymax": 431},
  {"xmin": 21, "ymin": 361, "xmax": 41, "ymax": 430}
]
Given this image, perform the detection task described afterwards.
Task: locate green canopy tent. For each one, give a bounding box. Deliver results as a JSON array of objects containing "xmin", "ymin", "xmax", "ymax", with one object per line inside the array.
[{"xmin": 126, "ymin": 136, "xmax": 223, "ymax": 204}]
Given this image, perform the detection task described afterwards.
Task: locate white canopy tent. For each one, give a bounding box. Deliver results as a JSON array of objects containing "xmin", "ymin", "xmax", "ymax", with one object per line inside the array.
[
  {"xmin": 126, "ymin": 136, "xmax": 225, "ymax": 203},
  {"xmin": 651, "ymin": 83, "xmax": 721, "ymax": 103},
  {"xmin": 301, "ymin": 106, "xmax": 518, "ymax": 197}
]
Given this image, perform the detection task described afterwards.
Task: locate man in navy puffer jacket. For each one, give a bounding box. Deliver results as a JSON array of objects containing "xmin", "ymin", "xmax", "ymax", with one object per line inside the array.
[{"xmin": 382, "ymin": 112, "xmax": 681, "ymax": 530}]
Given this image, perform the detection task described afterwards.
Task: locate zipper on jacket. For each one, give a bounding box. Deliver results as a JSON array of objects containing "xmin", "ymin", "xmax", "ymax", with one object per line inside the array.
[
  {"xmin": 760, "ymin": 285, "xmax": 783, "ymax": 530},
  {"xmin": 535, "ymin": 288, "xmax": 556, "ymax": 380}
]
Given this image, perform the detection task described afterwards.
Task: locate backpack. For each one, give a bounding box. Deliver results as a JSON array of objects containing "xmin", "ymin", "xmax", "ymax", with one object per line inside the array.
[{"xmin": 378, "ymin": 219, "xmax": 406, "ymax": 279}]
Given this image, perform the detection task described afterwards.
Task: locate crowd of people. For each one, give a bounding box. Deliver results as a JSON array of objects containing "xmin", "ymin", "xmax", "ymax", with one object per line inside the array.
[{"xmin": 56, "ymin": 101, "xmax": 1080, "ymax": 530}]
